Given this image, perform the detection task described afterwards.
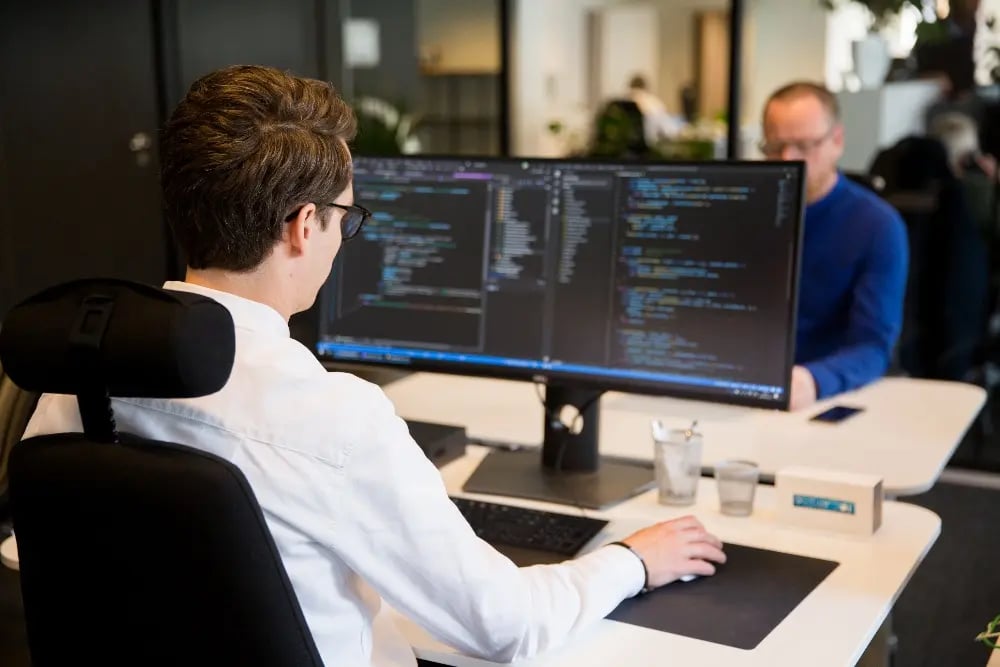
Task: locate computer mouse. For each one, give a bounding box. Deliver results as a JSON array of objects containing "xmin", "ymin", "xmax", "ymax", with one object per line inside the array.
[{"xmin": 679, "ymin": 574, "xmax": 699, "ymax": 583}]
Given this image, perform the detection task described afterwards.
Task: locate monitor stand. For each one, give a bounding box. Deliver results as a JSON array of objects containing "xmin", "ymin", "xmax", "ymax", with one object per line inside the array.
[{"xmin": 462, "ymin": 385, "xmax": 654, "ymax": 510}]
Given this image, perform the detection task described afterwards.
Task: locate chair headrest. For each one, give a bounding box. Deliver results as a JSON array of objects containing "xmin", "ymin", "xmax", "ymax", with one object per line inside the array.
[{"xmin": 0, "ymin": 279, "xmax": 235, "ymax": 398}]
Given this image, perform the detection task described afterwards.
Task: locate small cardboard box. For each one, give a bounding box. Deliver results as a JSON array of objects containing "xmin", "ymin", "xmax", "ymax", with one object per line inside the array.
[{"xmin": 775, "ymin": 466, "xmax": 883, "ymax": 536}]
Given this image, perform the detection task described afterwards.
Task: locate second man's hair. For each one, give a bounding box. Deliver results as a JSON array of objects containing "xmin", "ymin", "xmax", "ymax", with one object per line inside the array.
[{"xmin": 763, "ymin": 81, "xmax": 840, "ymax": 123}]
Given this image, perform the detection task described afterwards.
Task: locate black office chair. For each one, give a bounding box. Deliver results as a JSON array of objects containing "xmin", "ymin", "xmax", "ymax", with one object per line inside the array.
[
  {"xmin": 0, "ymin": 279, "xmax": 323, "ymax": 667},
  {"xmin": 842, "ymin": 170, "xmax": 885, "ymax": 195},
  {"xmin": 590, "ymin": 99, "xmax": 650, "ymax": 158}
]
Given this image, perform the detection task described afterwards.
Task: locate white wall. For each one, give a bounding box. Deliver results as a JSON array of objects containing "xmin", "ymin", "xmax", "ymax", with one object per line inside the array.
[
  {"xmin": 511, "ymin": 0, "xmax": 624, "ymax": 156},
  {"xmin": 590, "ymin": 4, "xmax": 660, "ymax": 107},
  {"xmin": 417, "ymin": 0, "xmax": 500, "ymax": 72},
  {"xmin": 653, "ymin": 0, "xmax": 728, "ymax": 116},
  {"xmin": 740, "ymin": 0, "xmax": 828, "ymax": 154},
  {"xmin": 601, "ymin": 0, "xmax": 729, "ymax": 118}
]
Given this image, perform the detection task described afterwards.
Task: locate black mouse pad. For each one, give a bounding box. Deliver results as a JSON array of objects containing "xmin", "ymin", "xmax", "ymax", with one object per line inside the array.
[{"xmin": 607, "ymin": 543, "xmax": 839, "ymax": 650}]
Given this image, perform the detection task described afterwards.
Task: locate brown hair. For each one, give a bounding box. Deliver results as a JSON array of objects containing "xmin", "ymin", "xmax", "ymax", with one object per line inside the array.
[
  {"xmin": 160, "ymin": 65, "xmax": 357, "ymax": 272},
  {"xmin": 763, "ymin": 81, "xmax": 840, "ymax": 124}
]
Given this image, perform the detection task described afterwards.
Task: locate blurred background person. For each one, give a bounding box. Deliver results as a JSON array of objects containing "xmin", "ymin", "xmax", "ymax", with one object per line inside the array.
[
  {"xmin": 626, "ymin": 74, "xmax": 685, "ymax": 147},
  {"xmin": 929, "ymin": 110, "xmax": 998, "ymax": 240}
]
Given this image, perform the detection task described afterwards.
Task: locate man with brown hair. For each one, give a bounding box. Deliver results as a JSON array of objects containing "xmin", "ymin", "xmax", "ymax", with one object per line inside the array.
[
  {"xmin": 761, "ymin": 81, "xmax": 908, "ymax": 410},
  {"xmin": 24, "ymin": 65, "xmax": 725, "ymax": 666}
]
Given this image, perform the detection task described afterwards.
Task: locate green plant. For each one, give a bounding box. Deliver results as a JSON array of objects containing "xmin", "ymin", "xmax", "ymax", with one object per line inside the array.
[
  {"xmin": 350, "ymin": 97, "xmax": 420, "ymax": 156},
  {"xmin": 586, "ymin": 102, "xmax": 722, "ymax": 161},
  {"xmin": 977, "ymin": 613, "xmax": 1000, "ymax": 650},
  {"xmin": 914, "ymin": 14, "xmax": 949, "ymax": 46},
  {"xmin": 819, "ymin": 0, "xmax": 922, "ymax": 31},
  {"xmin": 655, "ymin": 138, "xmax": 716, "ymax": 161}
]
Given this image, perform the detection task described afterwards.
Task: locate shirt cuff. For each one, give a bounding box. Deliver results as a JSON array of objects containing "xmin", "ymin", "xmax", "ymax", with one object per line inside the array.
[
  {"xmin": 803, "ymin": 361, "xmax": 837, "ymax": 400},
  {"xmin": 594, "ymin": 543, "xmax": 646, "ymax": 598}
]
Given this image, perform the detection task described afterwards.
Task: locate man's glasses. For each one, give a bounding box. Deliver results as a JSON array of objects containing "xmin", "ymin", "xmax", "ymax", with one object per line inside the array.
[
  {"xmin": 284, "ymin": 202, "xmax": 372, "ymax": 241},
  {"xmin": 758, "ymin": 127, "xmax": 834, "ymax": 158}
]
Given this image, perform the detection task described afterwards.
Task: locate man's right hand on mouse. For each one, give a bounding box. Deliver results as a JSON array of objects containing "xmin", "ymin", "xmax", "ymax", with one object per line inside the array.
[{"xmin": 620, "ymin": 515, "xmax": 726, "ymax": 589}]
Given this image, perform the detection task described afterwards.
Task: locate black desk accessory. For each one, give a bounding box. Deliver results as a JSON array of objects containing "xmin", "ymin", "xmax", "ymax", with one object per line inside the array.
[
  {"xmin": 608, "ymin": 542, "xmax": 838, "ymax": 649},
  {"xmin": 406, "ymin": 419, "xmax": 467, "ymax": 468}
]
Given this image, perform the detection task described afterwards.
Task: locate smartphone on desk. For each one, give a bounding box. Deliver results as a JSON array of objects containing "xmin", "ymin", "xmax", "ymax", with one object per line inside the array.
[{"xmin": 809, "ymin": 405, "xmax": 864, "ymax": 424}]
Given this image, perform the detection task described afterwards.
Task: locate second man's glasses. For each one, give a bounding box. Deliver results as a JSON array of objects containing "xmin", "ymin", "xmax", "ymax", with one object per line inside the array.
[{"xmin": 284, "ymin": 202, "xmax": 372, "ymax": 241}]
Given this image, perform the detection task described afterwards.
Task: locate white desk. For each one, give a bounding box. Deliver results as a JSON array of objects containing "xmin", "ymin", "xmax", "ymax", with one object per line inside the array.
[
  {"xmin": 390, "ymin": 447, "xmax": 941, "ymax": 667},
  {"xmin": 383, "ymin": 374, "xmax": 985, "ymax": 495}
]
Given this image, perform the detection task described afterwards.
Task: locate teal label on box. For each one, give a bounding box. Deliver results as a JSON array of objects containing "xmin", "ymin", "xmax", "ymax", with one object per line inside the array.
[{"xmin": 793, "ymin": 494, "xmax": 855, "ymax": 515}]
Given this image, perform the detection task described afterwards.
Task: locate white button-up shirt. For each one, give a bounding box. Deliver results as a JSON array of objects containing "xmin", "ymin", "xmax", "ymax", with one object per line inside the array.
[{"xmin": 23, "ymin": 281, "xmax": 643, "ymax": 667}]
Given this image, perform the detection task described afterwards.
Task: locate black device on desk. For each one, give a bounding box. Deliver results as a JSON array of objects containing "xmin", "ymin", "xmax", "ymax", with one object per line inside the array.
[
  {"xmin": 405, "ymin": 419, "xmax": 466, "ymax": 467},
  {"xmin": 315, "ymin": 156, "xmax": 805, "ymax": 509},
  {"xmin": 810, "ymin": 404, "xmax": 865, "ymax": 424}
]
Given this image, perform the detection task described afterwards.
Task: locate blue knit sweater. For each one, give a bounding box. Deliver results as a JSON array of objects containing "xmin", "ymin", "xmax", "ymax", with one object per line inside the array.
[{"xmin": 796, "ymin": 173, "xmax": 909, "ymax": 399}]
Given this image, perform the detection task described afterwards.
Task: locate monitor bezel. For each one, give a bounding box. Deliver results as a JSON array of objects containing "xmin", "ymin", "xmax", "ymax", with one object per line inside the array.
[{"xmin": 317, "ymin": 155, "xmax": 806, "ymax": 411}]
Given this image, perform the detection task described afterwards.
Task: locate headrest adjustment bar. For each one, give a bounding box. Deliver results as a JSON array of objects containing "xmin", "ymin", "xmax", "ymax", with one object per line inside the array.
[{"xmin": 69, "ymin": 293, "xmax": 119, "ymax": 443}]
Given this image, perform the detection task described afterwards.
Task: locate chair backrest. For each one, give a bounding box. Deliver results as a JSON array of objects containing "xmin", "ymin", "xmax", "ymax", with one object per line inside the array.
[
  {"xmin": 0, "ymin": 279, "xmax": 324, "ymax": 667},
  {"xmin": 842, "ymin": 170, "xmax": 885, "ymax": 195},
  {"xmin": 591, "ymin": 99, "xmax": 649, "ymax": 158}
]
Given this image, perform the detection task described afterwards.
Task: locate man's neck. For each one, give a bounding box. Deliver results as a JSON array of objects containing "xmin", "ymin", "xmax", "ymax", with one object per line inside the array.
[
  {"xmin": 184, "ymin": 266, "xmax": 294, "ymax": 321},
  {"xmin": 807, "ymin": 171, "xmax": 839, "ymax": 205}
]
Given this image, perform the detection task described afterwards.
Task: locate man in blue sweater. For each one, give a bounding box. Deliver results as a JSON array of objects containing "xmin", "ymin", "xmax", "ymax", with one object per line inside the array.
[{"xmin": 761, "ymin": 82, "xmax": 909, "ymax": 410}]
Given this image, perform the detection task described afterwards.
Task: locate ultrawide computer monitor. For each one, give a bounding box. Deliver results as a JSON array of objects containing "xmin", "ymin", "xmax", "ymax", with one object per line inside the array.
[{"xmin": 317, "ymin": 156, "xmax": 805, "ymax": 508}]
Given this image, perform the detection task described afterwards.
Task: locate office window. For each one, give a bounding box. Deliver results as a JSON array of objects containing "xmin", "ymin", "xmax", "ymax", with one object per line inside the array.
[{"xmin": 508, "ymin": 0, "xmax": 733, "ymax": 160}]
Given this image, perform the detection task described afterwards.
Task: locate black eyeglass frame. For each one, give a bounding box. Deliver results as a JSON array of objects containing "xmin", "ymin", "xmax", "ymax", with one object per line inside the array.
[{"xmin": 284, "ymin": 202, "xmax": 372, "ymax": 241}]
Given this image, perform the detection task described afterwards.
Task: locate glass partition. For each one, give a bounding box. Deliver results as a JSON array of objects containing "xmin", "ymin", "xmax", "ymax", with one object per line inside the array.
[
  {"xmin": 343, "ymin": 0, "xmax": 505, "ymax": 156},
  {"xmin": 508, "ymin": 0, "xmax": 734, "ymax": 160}
]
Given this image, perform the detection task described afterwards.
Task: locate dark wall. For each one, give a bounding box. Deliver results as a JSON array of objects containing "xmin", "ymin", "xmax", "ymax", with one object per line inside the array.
[
  {"xmin": 0, "ymin": 81, "xmax": 12, "ymax": 321},
  {"xmin": 165, "ymin": 0, "xmax": 410, "ymax": 114},
  {"xmin": 0, "ymin": 0, "xmax": 421, "ymax": 321},
  {"xmin": 170, "ymin": 0, "xmax": 324, "ymax": 108},
  {"xmin": 0, "ymin": 0, "xmax": 167, "ymax": 319},
  {"xmin": 346, "ymin": 0, "xmax": 419, "ymax": 110}
]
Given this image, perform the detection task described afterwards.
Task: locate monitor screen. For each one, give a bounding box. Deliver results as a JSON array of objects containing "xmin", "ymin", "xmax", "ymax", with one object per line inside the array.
[{"xmin": 317, "ymin": 156, "xmax": 804, "ymax": 410}]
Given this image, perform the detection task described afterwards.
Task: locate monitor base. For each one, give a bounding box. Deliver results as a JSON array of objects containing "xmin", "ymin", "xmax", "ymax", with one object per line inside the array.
[{"xmin": 462, "ymin": 448, "xmax": 655, "ymax": 510}]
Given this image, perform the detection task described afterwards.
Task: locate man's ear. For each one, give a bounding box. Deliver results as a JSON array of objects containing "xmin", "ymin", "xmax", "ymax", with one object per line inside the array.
[
  {"xmin": 285, "ymin": 203, "xmax": 317, "ymax": 256},
  {"xmin": 831, "ymin": 122, "xmax": 845, "ymax": 150}
]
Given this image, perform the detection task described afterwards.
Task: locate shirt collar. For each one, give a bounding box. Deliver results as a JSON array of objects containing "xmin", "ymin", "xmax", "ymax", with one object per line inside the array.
[{"xmin": 162, "ymin": 281, "xmax": 290, "ymax": 338}]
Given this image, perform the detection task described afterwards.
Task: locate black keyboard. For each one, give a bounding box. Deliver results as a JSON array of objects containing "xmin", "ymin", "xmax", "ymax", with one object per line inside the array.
[{"xmin": 451, "ymin": 496, "xmax": 609, "ymax": 564}]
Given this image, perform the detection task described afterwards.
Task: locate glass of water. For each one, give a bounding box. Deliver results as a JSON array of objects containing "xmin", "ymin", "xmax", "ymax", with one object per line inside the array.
[
  {"xmin": 714, "ymin": 459, "xmax": 760, "ymax": 516},
  {"xmin": 652, "ymin": 421, "xmax": 702, "ymax": 506}
]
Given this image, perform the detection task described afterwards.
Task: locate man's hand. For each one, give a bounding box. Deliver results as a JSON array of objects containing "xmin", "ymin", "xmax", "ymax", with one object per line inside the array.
[
  {"xmin": 789, "ymin": 365, "xmax": 817, "ymax": 411},
  {"xmin": 620, "ymin": 516, "xmax": 726, "ymax": 589}
]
